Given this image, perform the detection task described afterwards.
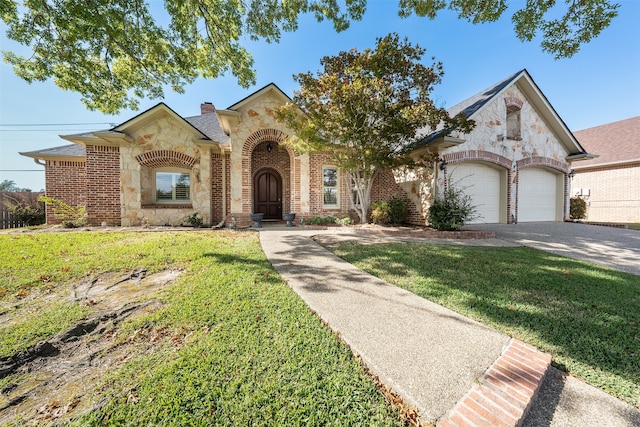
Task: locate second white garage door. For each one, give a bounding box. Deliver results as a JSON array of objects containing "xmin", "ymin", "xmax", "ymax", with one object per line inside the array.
[
  {"xmin": 448, "ymin": 162, "xmax": 502, "ymax": 223},
  {"xmin": 518, "ymin": 168, "xmax": 560, "ymax": 222}
]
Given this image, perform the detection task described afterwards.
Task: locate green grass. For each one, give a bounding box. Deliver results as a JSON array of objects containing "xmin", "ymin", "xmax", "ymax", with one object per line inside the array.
[
  {"xmin": 628, "ymin": 223, "xmax": 640, "ymax": 230},
  {"xmin": 0, "ymin": 231, "xmax": 405, "ymax": 426},
  {"xmin": 333, "ymin": 242, "xmax": 640, "ymax": 408}
]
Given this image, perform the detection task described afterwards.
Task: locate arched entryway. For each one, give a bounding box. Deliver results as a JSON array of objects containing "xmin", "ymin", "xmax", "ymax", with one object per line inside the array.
[{"xmin": 253, "ymin": 168, "xmax": 282, "ymax": 219}]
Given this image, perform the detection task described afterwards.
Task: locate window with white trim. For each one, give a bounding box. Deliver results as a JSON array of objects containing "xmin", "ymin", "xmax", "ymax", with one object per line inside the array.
[
  {"xmin": 323, "ymin": 167, "xmax": 338, "ymax": 207},
  {"xmin": 155, "ymin": 169, "xmax": 190, "ymax": 203}
]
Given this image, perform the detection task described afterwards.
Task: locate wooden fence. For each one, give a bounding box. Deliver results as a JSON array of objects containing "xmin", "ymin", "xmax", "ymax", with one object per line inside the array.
[{"xmin": 0, "ymin": 192, "xmax": 45, "ymax": 229}]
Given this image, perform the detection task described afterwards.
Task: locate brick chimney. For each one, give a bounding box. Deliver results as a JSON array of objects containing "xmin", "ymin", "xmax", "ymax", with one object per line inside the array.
[{"xmin": 200, "ymin": 102, "xmax": 215, "ymax": 115}]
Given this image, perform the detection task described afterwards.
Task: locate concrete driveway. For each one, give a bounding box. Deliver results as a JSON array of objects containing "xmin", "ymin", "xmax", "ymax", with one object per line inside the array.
[{"xmin": 463, "ymin": 222, "xmax": 640, "ymax": 276}]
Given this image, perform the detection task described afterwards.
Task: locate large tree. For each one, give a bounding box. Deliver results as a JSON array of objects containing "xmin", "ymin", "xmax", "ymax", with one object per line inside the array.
[
  {"xmin": 0, "ymin": 0, "xmax": 618, "ymax": 114},
  {"xmin": 275, "ymin": 33, "xmax": 473, "ymax": 224}
]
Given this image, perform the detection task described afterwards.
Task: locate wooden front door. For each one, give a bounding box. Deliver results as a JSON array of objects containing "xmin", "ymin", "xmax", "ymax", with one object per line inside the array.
[{"xmin": 254, "ymin": 169, "xmax": 282, "ymax": 219}]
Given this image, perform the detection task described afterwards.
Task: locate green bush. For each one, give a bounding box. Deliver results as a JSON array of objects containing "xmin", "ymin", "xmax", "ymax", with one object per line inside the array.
[
  {"xmin": 185, "ymin": 212, "xmax": 203, "ymax": 227},
  {"xmin": 335, "ymin": 215, "xmax": 353, "ymax": 226},
  {"xmin": 388, "ymin": 197, "xmax": 409, "ymax": 224},
  {"xmin": 428, "ymin": 180, "xmax": 477, "ymax": 231},
  {"xmin": 570, "ymin": 197, "xmax": 587, "ymax": 220},
  {"xmin": 6, "ymin": 198, "xmax": 45, "ymax": 226},
  {"xmin": 371, "ymin": 197, "xmax": 410, "ymax": 225},
  {"xmin": 371, "ymin": 201, "xmax": 390, "ymax": 224},
  {"xmin": 309, "ymin": 215, "xmax": 336, "ymax": 225}
]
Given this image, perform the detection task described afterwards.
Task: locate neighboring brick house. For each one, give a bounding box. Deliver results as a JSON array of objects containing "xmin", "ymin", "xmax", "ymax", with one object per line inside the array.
[
  {"xmin": 571, "ymin": 116, "xmax": 640, "ymax": 223},
  {"xmin": 21, "ymin": 69, "xmax": 591, "ymax": 227}
]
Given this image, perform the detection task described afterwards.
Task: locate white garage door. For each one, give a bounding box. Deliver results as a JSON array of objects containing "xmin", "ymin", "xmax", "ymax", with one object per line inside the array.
[
  {"xmin": 448, "ymin": 162, "xmax": 501, "ymax": 223},
  {"xmin": 519, "ymin": 168, "xmax": 558, "ymax": 222}
]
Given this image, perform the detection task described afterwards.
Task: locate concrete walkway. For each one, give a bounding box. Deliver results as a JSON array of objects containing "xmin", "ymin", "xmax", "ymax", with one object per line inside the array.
[
  {"xmin": 260, "ymin": 228, "xmax": 549, "ymax": 425},
  {"xmin": 259, "ymin": 227, "xmax": 640, "ymax": 426}
]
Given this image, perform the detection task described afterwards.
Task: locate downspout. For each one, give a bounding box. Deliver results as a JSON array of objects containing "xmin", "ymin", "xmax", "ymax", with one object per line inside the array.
[{"xmin": 213, "ymin": 151, "xmax": 227, "ymax": 229}]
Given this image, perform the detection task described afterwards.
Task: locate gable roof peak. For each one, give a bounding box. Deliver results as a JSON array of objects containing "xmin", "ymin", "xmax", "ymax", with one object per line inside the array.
[{"xmin": 226, "ymin": 83, "xmax": 293, "ymax": 111}]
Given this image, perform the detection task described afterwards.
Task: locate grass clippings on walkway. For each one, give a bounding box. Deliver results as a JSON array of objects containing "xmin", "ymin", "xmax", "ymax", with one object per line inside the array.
[
  {"xmin": 333, "ymin": 242, "xmax": 640, "ymax": 408},
  {"xmin": 0, "ymin": 231, "xmax": 405, "ymax": 426}
]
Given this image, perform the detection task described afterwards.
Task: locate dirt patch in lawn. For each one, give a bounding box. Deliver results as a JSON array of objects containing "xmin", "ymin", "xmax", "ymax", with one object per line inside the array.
[{"xmin": 0, "ymin": 269, "xmax": 182, "ymax": 425}]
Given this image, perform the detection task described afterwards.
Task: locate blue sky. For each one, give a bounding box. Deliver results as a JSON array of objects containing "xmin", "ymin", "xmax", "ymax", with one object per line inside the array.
[{"xmin": 1, "ymin": 1, "xmax": 639, "ymax": 191}]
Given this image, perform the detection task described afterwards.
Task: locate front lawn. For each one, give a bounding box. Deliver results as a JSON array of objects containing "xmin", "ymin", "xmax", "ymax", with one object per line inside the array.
[
  {"xmin": 333, "ymin": 242, "xmax": 640, "ymax": 408},
  {"xmin": 0, "ymin": 231, "xmax": 405, "ymax": 426}
]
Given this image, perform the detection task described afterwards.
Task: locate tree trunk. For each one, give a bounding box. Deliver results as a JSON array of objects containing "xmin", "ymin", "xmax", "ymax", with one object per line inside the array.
[{"xmin": 349, "ymin": 170, "xmax": 375, "ymax": 224}]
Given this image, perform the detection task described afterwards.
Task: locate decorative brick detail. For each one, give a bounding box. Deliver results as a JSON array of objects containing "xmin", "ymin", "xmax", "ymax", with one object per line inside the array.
[
  {"xmin": 241, "ymin": 129, "xmax": 293, "ymax": 214},
  {"xmin": 44, "ymin": 160, "xmax": 87, "ymax": 225},
  {"xmin": 135, "ymin": 150, "xmax": 197, "ymax": 169},
  {"xmin": 443, "ymin": 150, "xmax": 512, "ymax": 170},
  {"xmin": 442, "ymin": 150, "xmax": 513, "ymax": 223},
  {"xmin": 358, "ymin": 227, "xmax": 495, "ymax": 239},
  {"xmin": 86, "ymin": 145, "xmax": 121, "ymax": 226},
  {"xmin": 439, "ymin": 339, "xmax": 552, "ymax": 427},
  {"xmin": 243, "ymin": 129, "xmax": 288, "ymax": 150},
  {"xmin": 515, "ymin": 156, "xmax": 569, "ymax": 174},
  {"xmin": 504, "ymin": 96, "xmax": 524, "ymax": 111}
]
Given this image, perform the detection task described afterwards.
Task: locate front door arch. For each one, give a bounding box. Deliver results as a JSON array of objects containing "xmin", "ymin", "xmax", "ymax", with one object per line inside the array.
[{"xmin": 254, "ymin": 169, "xmax": 282, "ymax": 219}]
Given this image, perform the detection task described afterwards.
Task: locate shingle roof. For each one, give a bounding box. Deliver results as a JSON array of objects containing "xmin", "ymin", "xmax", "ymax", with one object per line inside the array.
[
  {"xmin": 20, "ymin": 144, "xmax": 86, "ymax": 158},
  {"xmin": 413, "ymin": 70, "xmax": 526, "ymax": 146},
  {"xmin": 447, "ymin": 70, "xmax": 524, "ymax": 119},
  {"xmin": 184, "ymin": 114, "xmax": 230, "ymax": 145},
  {"xmin": 573, "ymin": 116, "xmax": 640, "ymax": 168}
]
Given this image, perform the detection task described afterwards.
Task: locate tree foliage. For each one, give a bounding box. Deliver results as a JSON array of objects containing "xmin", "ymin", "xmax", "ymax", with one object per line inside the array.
[
  {"xmin": 1, "ymin": 0, "xmax": 618, "ymax": 113},
  {"xmin": 0, "ymin": 0, "xmax": 366, "ymax": 113},
  {"xmin": 0, "ymin": 179, "xmax": 31, "ymax": 192},
  {"xmin": 275, "ymin": 33, "xmax": 473, "ymax": 224}
]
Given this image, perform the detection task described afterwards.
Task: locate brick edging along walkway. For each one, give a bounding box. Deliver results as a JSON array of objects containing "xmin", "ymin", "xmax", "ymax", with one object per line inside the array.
[
  {"xmin": 356, "ymin": 227, "xmax": 497, "ymax": 240},
  {"xmin": 438, "ymin": 339, "xmax": 552, "ymax": 427}
]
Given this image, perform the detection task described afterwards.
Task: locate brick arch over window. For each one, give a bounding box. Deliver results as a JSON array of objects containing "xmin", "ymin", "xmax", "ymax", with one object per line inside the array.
[
  {"xmin": 135, "ymin": 150, "xmax": 197, "ymax": 169},
  {"xmin": 504, "ymin": 96, "xmax": 524, "ymax": 112},
  {"xmin": 442, "ymin": 150, "xmax": 512, "ymax": 170},
  {"xmin": 516, "ymin": 156, "xmax": 569, "ymax": 174}
]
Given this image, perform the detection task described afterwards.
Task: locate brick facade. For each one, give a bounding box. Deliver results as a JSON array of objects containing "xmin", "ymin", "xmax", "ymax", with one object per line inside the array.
[
  {"xmin": 211, "ymin": 152, "xmax": 225, "ymax": 225},
  {"xmin": 44, "ymin": 160, "xmax": 87, "ymax": 224},
  {"xmin": 572, "ymin": 163, "xmax": 640, "ymax": 222},
  {"xmin": 370, "ymin": 170, "xmax": 423, "ymax": 225},
  {"xmin": 85, "ymin": 145, "xmax": 121, "ymax": 226}
]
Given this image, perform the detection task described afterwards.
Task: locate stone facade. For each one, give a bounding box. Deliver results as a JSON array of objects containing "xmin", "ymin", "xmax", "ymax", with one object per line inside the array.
[
  {"xmin": 119, "ymin": 113, "xmax": 215, "ymax": 227},
  {"xmin": 434, "ymin": 84, "xmax": 572, "ymax": 223},
  {"xmin": 26, "ymin": 71, "xmax": 585, "ymax": 227}
]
